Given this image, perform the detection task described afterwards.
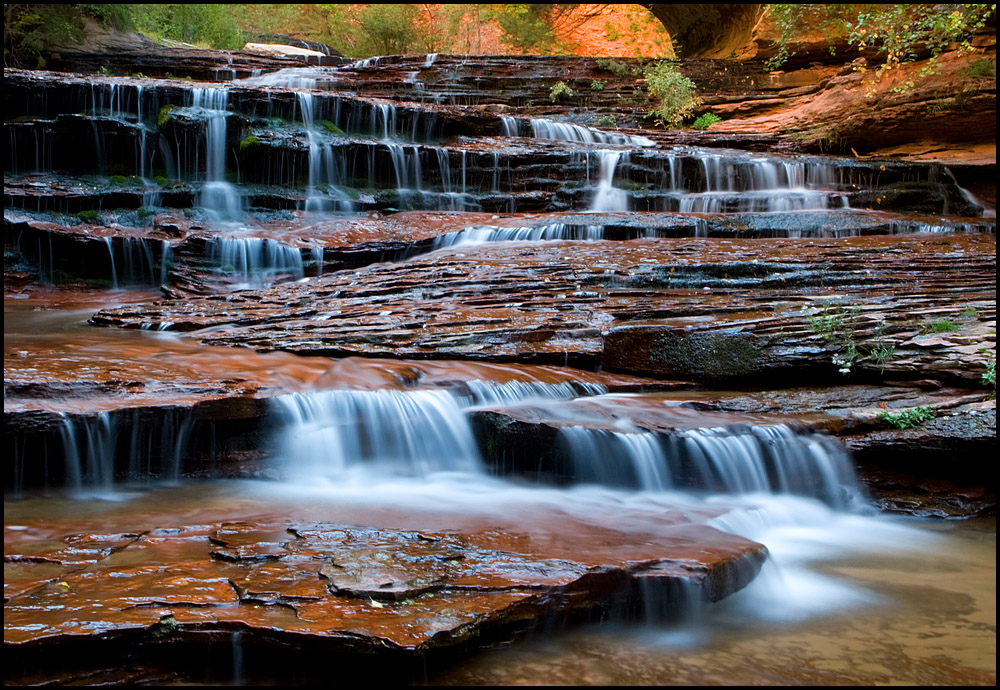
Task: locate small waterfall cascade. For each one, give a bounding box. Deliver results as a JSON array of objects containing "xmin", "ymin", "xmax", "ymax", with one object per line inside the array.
[
  {"xmin": 189, "ymin": 87, "xmax": 242, "ymax": 220},
  {"xmin": 589, "ymin": 150, "xmax": 631, "ymax": 213},
  {"xmin": 55, "ymin": 409, "xmax": 195, "ymax": 494},
  {"xmin": 529, "ymin": 118, "xmax": 655, "ymax": 148},
  {"xmin": 433, "ymin": 223, "xmax": 605, "ymax": 248},
  {"xmin": 671, "ymin": 153, "xmax": 849, "ymax": 213},
  {"xmin": 103, "ymin": 236, "xmax": 159, "ymax": 289},
  {"xmin": 559, "ymin": 423, "xmax": 858, "ymax": 507},
  {"xmin": 272, "ymin": 389, "xmax": 483, "ymax": 479},
  {"xmin": 206, "ymin": 236, "xmax": 306, "ymax": 288},
  {"xmin": 295, "ymin": 91, "xmax": 353, "ymax": 213}
]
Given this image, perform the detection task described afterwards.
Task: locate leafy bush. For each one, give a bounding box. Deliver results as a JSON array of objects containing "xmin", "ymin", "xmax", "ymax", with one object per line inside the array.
[
  {"xmin": 765, "ymin": 4, "xmax": 996, "ymax": 89},
  {"xmin": 643, "ymin": 60, "xmax": 701, "ymax": 128},
  {"xmin": 691, "ymin": 113, "xmax": 722, "ymax": 130},
  {"xmin": 596, "ymin": 57, "xmax": 637, "ymax": 77},
  {"xmin": 590, "ymin": 79, "xmax": 607, "ymax": 91},
  {"xmin": 549, "ymin": 81, "xmax": 575, "ymax": 102},
  {"xmin": 984, "ymin": 359, "xmax": 996, "ymax": 390},
  {"xmin": 878, "ymin": 405, "xmax": 935, "ymax": 429}
]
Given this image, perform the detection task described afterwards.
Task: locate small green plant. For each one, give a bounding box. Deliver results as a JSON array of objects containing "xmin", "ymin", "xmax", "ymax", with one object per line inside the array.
[
  {"xmin": 97, "ymin": 65, "xmax": 113, "ymax": 76},
  {"xmin": 596, "ymin": 57, "xmax": 637, "ymax": 78},
  {"xmin": 76, "ymin": 209, "xmax": 99, "ymax": 223},
  {"xmin": 154, "ymin": 175, "xmax": 170, "ymax": 187},
  {"xmin": 878, "ymin": 405, "xmax": 936, "ymax": 429},
  {"xmin": 317, "ymin": 120, "xmax": 346, "ymax": 135},
  {"xmin": 158, "ymin": 104, "xmax": 179, "ymax": 129},
  {"xmin": 983, "ymin": 359, "xmax": 996, "ymax": 390},
  {"xmin": 590, "ymin": 79, "xmax": 607, "ymax": 91},
  {"xmin": 643, "ymin": 60, "xmax": 701, "ymax": 128},
  {"xmin": 691, "ymin": 113, "xmax": 722, "ymax": 130},
  {"xmin": 594, "ymin": 114, "xmax": 617, "ymax": 128},
  {"xmin": 961, "ymin": 305, "xmax": 979, "ymax": 318},
  {"xmin": 549, "ymin": 81, "xmax": 575, "ymax": 102},
  {"xmin": 525, "ymin": 99, "xmax": 534, "ymax": 108},
  {"xmin": 924, "ymin": 318, "xmax": 960, "ymax": 333},
  {"xmin": 108, "ymin": 175, "xmax": 128, "ymax": 185},
  {"xmin": 239, "ymin": 135, "xmax": 261, "ymax": 152},
  {"xmin": 960, "ymin": 57, "xmax": 996, "ymax": 78}
]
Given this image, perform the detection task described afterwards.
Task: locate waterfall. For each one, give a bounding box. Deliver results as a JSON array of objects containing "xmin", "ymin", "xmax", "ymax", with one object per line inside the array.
[
  {"xmin": 589, "ymin": 150, "xmax": 630, "ymax": 213},
  {"xmin": 434, "ymin": 224, "xmax": 605, "ymax": 248},
  {"xmin": 528, "ymin": 118, "xmax": 655, "ymax": 147},
  {"xmin": 206, "ymin": 237, "xmax": 305, "ymax": 288},
  {"xmin": 558, "ymin": 423, "xmax": 858, "ymax": 507},
  {"xmin": 296, "ymin": 91, "xmax": 354, "ymax": 213},
  {"xmin": 190, "ymin": 87, "xmax": 242, "ymax": 220},
  {"xmin": 272, "ymin": 389, "xmax": 483, "ymax": 479}
]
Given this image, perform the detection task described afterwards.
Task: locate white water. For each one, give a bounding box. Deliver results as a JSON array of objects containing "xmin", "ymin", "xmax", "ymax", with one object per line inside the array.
[
  {"xmin": 206, "ymin": 236, "xmax": 305, "ymax": 288},
  {"xmin": 190, "ymin": 87, "xmax": 242, "ymax": 220}
]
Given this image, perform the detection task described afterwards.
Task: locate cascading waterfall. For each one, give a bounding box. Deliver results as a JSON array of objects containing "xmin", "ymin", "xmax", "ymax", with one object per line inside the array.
[
  {"xmin": 270, "ymin": 381, "xmax": 859, "ymax": 510},
  {"xmin": 558, "ymin": 423, "xmax": 858, "ymax": 508},
  {"xmin": 190, "ymin": 87, "xmax": 242, "ymax": 220},
  {"xmin": 206, "ymin": 236, "xmax": 305, "ymax": 288},
  {"xmin": 56, "ymin": 409, "xmax": 195, "ymax": 494},
  {"xmin": 295, "ymin": 91, "xmax": 354, "ymax": 213},
  {"xmin": 434, "ymin": 223, "xmax": 605, "ymax": 248},
  {"xmin": 103, "ymin": 236, "xmax": 159, "ymax": 289},
  {"xmin": 272, "ymin": 389, "xmax": 483, "ymax": 479},
  {"xmin": 589, "ymin": 150, "xmax": 630, "ymax": 213},
  {"xmin": 529, "ymin": 118, "xmax": 655, "ymax": 148},
  {"xmin": 673, "ymin": 153, "xmax": 849, "ymax": 213}
]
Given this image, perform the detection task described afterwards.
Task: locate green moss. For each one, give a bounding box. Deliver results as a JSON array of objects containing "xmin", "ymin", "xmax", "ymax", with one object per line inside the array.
[
  {"xmin": 154, "ymin": 175, "xmax": 170, "ymax": 187},
  {"xmin": 239, "ymin": 135, "xmax": 261, "ymax": 152},
  {"xmin": 649, "ymin": 329, "xmax": 762, "ymax": 380},
  {"xmin": 108, "ymin": 175, "xmax": 128, "ymax": 185},
  {"xmin": 158, "ymin": 104, "xmax": 179, "ymax": 129},
  {"xmin": 76, "ymin": 209, "xmax": 99, "ymax": 223},
  {"xmin": 317, "ymin": 119, "xmax": 345, "ymax": 135}
]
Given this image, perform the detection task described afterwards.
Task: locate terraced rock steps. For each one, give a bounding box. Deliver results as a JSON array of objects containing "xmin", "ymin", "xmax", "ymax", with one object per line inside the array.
[{"xmin": 3, "ymin": 50, "xmax": 996, "ymax": 684}]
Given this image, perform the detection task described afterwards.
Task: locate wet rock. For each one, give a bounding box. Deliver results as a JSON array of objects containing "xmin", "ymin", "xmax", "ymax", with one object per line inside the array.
[
  {"xmin": 4, "ymin": 519, "xmax": 766, "ymax": 661},
  {"xmin": 90, "ymin": 235, "xmax": 996, "ymax": 387}
]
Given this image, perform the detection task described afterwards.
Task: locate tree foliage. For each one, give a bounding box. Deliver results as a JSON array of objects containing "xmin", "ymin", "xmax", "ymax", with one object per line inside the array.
[
  {"xmin": 766, "ymin": 3, "xmax": 996, "ymax": 74},
  {"xmin": 643, "ymin": 60, "xmax": 701, "ymax": 128}
]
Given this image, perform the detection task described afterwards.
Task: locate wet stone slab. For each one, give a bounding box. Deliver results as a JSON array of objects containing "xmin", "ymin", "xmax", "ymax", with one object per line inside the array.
[
  {"xmin": 90, "ymin": 234, "xmax": 997, "ymax": 385},
  {"xmin": 4, "ymin": 518, "xmax": 766, "ymax": 654}
]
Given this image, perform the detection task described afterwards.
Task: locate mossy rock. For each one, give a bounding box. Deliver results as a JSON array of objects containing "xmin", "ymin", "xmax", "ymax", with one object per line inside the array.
[{"xmin": 158, "ymin": 104, "xmax": 179, "ymax": 129}]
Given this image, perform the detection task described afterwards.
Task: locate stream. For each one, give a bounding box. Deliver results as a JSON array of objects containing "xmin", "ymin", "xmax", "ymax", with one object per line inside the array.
[{"xmin": 4, "ymin": 53, "xmax": 995, "ymax": 685}]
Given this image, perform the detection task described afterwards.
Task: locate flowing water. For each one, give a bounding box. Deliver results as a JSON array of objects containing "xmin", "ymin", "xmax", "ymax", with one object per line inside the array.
[{"xmin": 4, "ymin": 59, "xmax": 995, "ymax": 685}]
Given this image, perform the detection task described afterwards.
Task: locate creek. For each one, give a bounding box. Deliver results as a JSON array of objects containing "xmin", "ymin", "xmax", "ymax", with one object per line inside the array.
[{"xmin": 3, "ymin": 54, "xmax": 995, "ymax": 685}]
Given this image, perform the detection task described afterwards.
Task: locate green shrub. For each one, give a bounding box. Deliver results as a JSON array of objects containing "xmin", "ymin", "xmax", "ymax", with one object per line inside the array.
[
  {"xmin": 596, "ymin": 58, "xmax": 635, "ymax": 78},
  {"xmin": 983, "ymin": 359, "xmax": 996, "ymax": 390},
  {"xmin": 960, "ymin": 57, "xmax": 996, "ymax": 78},
  {"xmin": 549, "ymin": 81, "xmax": 575, "ymax": 102},
  {"xmin": 643, "ymin": 60, "xmax": 701, "ymax": 128},
  {"xmin": 77, "ymin": 209, "xmax": 99, "ymax": 223},
  {"xmin": 924, "ymin": 318, "xmax": 959, "ymax": 333},
  {"xmin": 595, "ymin": 114, "xmax": 617, "ymax": 128},
  {"xmin": 590, "ymin": 79, "xmax": 607, "ymax": 91},
  {"xmin": 692, "ymin": 113, "xmax": 722, "ymax": 130},
  {"xmin": 878, "ymin": 405, "xmax": 935, "ymax": 429}
]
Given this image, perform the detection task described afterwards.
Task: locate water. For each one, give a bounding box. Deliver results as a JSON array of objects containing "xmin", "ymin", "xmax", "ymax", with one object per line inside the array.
[{"xmin": 189, "ymin": 87, "xmax": 241, "ymax": 219}]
